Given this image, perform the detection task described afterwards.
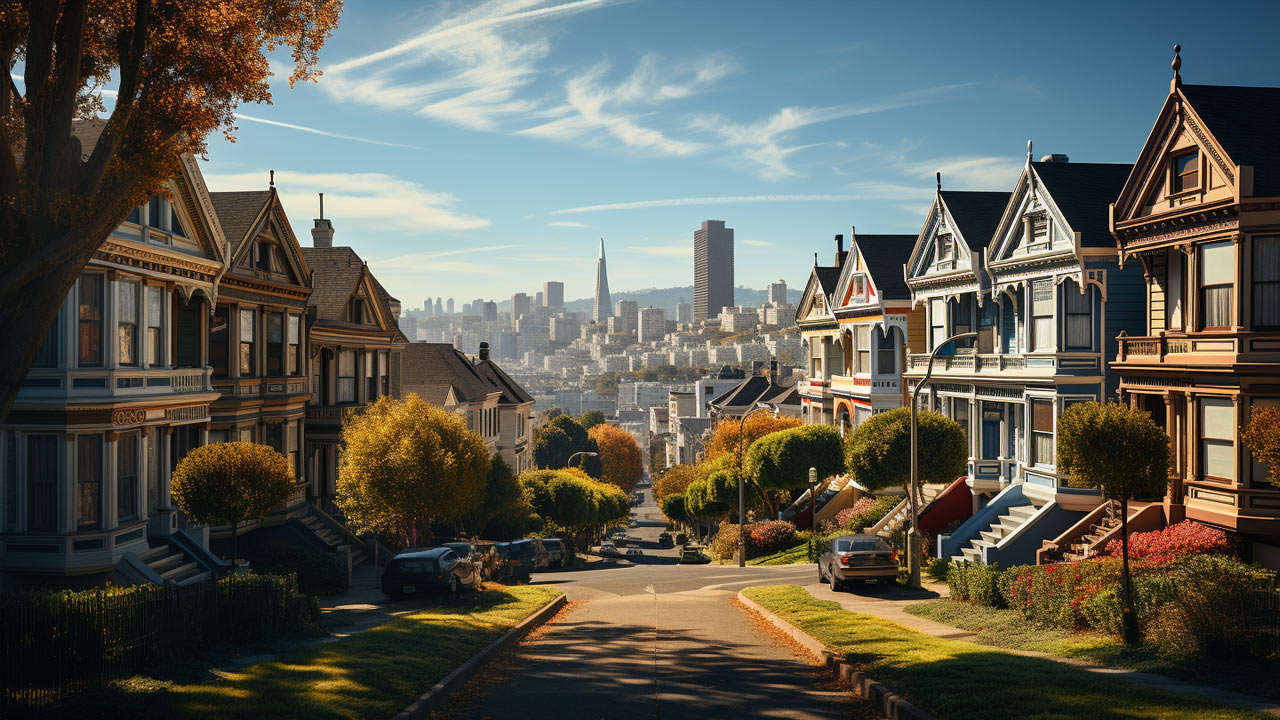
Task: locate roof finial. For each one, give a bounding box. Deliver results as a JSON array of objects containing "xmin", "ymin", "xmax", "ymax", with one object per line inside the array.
[
  {"xmin": 1171, "ymin": 43, "xmax": 1182, "ymax": 92},
  {"xmin": 269, "ymin": 169, "xmax": 275, "ymax": 187},
  {"xmin": 936, "ymin": 171, "xmax": 941, "ymax": 192},
  {"xmin": 1026, "ymin": 139, "xmax": 1033, "ymax": 164}
]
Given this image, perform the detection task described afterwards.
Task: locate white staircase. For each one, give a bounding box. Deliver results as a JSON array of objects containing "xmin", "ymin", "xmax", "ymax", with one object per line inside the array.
[
  {"xmin": 136, "ymin": 543, "xmax": 212, "ymax": 586},
  {"xmin": 950, "ymin": 503, "xmax": 1037, "ymax": 564},
  {"xmin": 871, "ymin": 484, "xmax": 946, "ymax": 538}
]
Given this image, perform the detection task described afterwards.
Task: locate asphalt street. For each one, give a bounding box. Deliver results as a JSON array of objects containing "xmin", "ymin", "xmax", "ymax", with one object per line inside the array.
[{"xmin": 445, "ymin": 483, "xmax": 869, "ymax": 720}]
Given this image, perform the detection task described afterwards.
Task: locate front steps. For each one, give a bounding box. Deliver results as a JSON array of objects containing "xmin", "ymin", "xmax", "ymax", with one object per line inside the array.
[
  {"xmin": 951, "ymin": 503, "xmax": 1037, "ymax": 564},
  {"xmin": 135, "ymin": 542, "xmax": 213, "ymax": 586}
]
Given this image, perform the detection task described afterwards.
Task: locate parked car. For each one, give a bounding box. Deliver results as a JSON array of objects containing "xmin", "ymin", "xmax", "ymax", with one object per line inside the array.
[
  {"xmin": 625, "ymin": 548, "xmax": 643, "ymax": 558},
  {"xmin": 541, "ymin": 538, "xmax": 566, "ymax": 568},
  {"xmin": 675, "ymin": 532, "xmax": 688, "ymax": 546},
  {"xmin": 599, "ymin": 542, "xmax": 620, "ymax": 557},
  {"xmin": 382, "ymin": 547, "xmax": 478, "ymax": 598},
  {"xmin": 657, "ymin": 532, "xmax": 672, "ymax": 546},
  {"xmin": 818, "ymin": 534, "xmax": 898, "ymax": 591},
  {"xmin": 493, "ymin": 542, "xmax": 518, "ymax": 582},
  {"xmin": 507, "ymin": 538, "xmax": 549, "ymax": 570},
  {"xmin": 678, "ymin": 546, "xmax": 710, "ymax": 564}
]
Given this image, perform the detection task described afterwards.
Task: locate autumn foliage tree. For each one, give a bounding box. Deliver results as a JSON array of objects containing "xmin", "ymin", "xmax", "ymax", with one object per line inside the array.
[
  {"xmin": 171, "ymin": 441, "xmax": 293, "ymax": 565},
  {"xmin": 0, "ymin": 1, "xmax": 342, "ymax": 422},
  {"xmin": 589, "ymin": 423, "xmax": 643, "ymax": 494},
  {"xmin": 1242, "ymin": 406, "xmax": 1280, "ymax": 488},
  {"xmin": 704, "ymin": 413, "xmax": 800, "ymax": 464},
  {"xmin": 655, "ymin": 464, "xmax": 699, "ymax": 502},
  {"xmin": 336, "ymin": 394, "xmax": 489, "ymax": 546}
]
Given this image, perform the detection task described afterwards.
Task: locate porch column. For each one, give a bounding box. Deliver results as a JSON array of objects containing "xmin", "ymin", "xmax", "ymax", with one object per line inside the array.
[{"xmin": 1164, "ymin": 392, "xmax": 1185, "ymax": 523}]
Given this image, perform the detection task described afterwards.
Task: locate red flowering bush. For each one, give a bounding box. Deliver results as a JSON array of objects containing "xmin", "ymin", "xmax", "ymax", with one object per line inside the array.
[
  {"xmin": 1102, "ymin": 521, "xmax": 1235, "ymax": 564},
  {"xmin": 746, "ymin": 520, "xmax": 799, "ymax": 557},
  {"xmin": 833, "ymin": 494, "xmax": 899, "ymax": 532},
  {"xmin": 834, "ymin": 497, "xmax": 876, "ymax": 527}
]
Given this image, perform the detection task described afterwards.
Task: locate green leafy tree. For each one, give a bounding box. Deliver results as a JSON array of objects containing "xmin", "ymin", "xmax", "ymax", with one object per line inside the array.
[
  {"xmin": 172, "ymin": 441, "xmax": 293, "ymax": 565},
  {"xmin": 661, "ymin": 493, "xmax": 687, "ymax": 526},
  {"xmin": 520, "ymin": 468, "xmax": 627, "ymax": 552},
  {"xmin": 533, "ymin": 414, "xmax": 602, "ymax": 476},
  {"xmin": 746, "ymin": 424, "xmax": 844, "ymax": 524},
  {"xmin": 655, "ymin": 464, "xmax": 698, "ymax": 502},
  {"xmin": 458, "ymin": 456, "xmax": 521, "ymax": 539},
  {"xmin": 844, "ymin": 407, "xmax": 967, "ymax": 498},
  {"xmin": 578, "ymin": 409, "xmax": 606, "ymax": 430},
  {"xmin": 337, "ymin": 394, "xmax": 489, "ymax": 546},
  {"xmin": 1242, "ymin": 406, "xmax": 1280, "ymax": 487},
  {"xmin": 1057, "ymin": 401, "xmax": 1170, "ymax": 645}
]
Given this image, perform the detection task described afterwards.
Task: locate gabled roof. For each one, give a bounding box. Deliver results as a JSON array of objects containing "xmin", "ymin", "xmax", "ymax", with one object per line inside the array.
[
  {"xmin": 401, "ymin": 343, "xmax": 493, "ymax": 407},
  {"xmin": 815, "ymin": 266, "xmax": 841, "ymax": 297},
  {"xmin": 1180, "ymin": 84, "xmax": 1280, "ymax": 197},
  {"xmin": 209, "ymin": 191, "xmax": 272, "ymax": 246},
  {"xmin": 710, "ymin": 376, "xmax": 801, "ymax": 415},
  {"xmin": 1029, "ymin": 162, "xmax": 1132, "ymax": 248},
  {"xmin": 938, "ymin": 191, "xmax": 1010, "ymax": 252},
  {"xmin": 300, "ymin": 245, "xmax": 407, "ymax": 342},
  {"xmin": 474, "ymin": 358, "xmax": 534, "ymax": 405},
  {"xmin": 852, "ymin": 234, "xmax": 916, "ymax": 299}
]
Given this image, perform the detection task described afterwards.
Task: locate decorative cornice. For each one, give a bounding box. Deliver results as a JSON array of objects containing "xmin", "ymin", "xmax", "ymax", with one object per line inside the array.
[
  {"xmin": 95, "ymin": 240, "xmax": 221, "ymax": 283},
  {"xmin": 1183, "ymin": 112, "xmax": 1234, "ymax": 184}
]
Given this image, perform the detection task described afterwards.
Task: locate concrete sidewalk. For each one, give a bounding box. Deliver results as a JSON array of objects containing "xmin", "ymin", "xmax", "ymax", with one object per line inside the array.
[{"xmin": 803, "ymin": 581, "xmax": 1280, "ymax": 716}]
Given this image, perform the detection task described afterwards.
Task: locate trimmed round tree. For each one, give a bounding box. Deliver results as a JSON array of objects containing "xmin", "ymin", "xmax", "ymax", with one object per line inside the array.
[
  {"xmin": 745, "ymin": 424, "xmax": 844, "ymax": 525},
  {"xmin": 1057, "ymin": 401, "xmax": 1170, "ymax": 644},
  {"xmin": 459, "ymin": 456, "xmax": 522, "ymax": 539},
  {"xmin": 589, "ymin": 423, "xmax": 644, "ymax": 494},
  {"xmin": 533, "ymin": 414, "xmax": 602, "ymax": 477},
  {"xmin": 844, "ymin": 407, "xmax": 967, "ymax": 499},
  {"xmin": 337, "ymin": 394, "xmax": 489, "ymax": 546},
  {"xmin": 661, "ymin": 493, "xmax": 687, "ymax": 529},
  {"xmin": 655, "ymin": 464, "xmax": 699, "ymax": 502},
  {"xmin": 578, "ymin": 410, "xmax": 606, "ymax": 430},
  {"xmin": 172, "ymin": 441, "xmax": 294, "ymax": 565},
  {"xmin": 1242, "ymin": 406, "xmax": 1280, "ymax": 487}
]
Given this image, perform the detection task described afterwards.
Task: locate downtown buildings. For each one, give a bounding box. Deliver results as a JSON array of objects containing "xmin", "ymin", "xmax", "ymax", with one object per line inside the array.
[{"xmin": 694, "ymin": 220, "xmax": 734, "ymax": 321}]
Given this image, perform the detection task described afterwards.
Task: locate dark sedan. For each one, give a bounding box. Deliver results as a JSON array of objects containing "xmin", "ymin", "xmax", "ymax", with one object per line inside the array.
[
  {"xmin": 818, "ymin": 534, "xmax": 898, "ymax": 591},
  {"xmin": 382, "ymin": 547, "xmax": 478, "ymax": 598}
]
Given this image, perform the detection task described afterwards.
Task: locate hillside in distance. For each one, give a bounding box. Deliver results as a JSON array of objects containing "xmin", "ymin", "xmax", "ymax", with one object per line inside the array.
[{"xmin": 559, "ymin": 285, "xmax": 800, "ymax": 314}]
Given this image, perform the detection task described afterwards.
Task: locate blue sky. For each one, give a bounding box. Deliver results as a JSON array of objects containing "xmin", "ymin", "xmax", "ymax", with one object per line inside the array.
[{"xmin": 194, "ymin": 0, "xmax": 1280, "ymax": 310}]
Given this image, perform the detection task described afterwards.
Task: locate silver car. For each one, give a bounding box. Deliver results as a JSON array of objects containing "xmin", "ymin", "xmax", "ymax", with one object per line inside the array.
[{"xmin": 818, "ymin": 534, "xmax": 898, "ymax": 591}]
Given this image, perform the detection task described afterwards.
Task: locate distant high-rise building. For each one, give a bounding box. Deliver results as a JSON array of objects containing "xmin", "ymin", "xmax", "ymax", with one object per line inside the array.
[
  {"xmin": 446, "ymin": 298, "xmax": 455, "ymax": 314},
  {"xmin": 462, "ymin": 302, "xmax": 472, "ymax": 315},
  {"xmin": 676, "ymin": 301, "xmax": 693, "ymax": 323},
  {"xmin": 482, "ymin": 300, "xmax": 498, "ymax": 323},
  {"xmin": 399, "ymin": 315, "xmax": 418, "ymax": 340},
  {"xmin": 694, "ymin": 220, "xmax": 734, "ymax": 321},
  {"xmin": 423, "ymin": 299, "xmax": 430, "ymax": 313},
  {"xmin": 435, "ymin": 297, "xmax": 443, "ymax": 315},
  {"xmin": 473, "ymin": 298, "xmax": 483, "ymax": 315},
  {"xmin": 543, "ymin": 281, "xmax": 564, "ymax": 310},
  {"xmin": 614, "ymin": 299, "xmax": 638, "ymax": 334},
  {"xmin": 535, "ymin": 290, "xmax": 544, "ymax": 307},
  {"xmin": 511, "ymin": 293, "xmax": 530, "ymax": 325},
  {"xmin": 592, "ymin": 239, "xmax": 612, "ymax": 323},
  {"xmin": 638, "ymin": 307, "xmax": 667, "ymax": 343},
  {"xmin": 768, "ymin": 279, "xmax": 787, "ymax": 305}
]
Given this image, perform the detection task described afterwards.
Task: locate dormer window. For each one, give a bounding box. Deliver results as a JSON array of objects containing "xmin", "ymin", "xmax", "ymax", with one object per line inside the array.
[
  {"xmin": 349, "ymin": 297, "xmax": 366, "ymax": 324},
  {"xmin": 852, "ymin": 275, "xmax": 868, "ymax": 303},
  {"xmin": 1173, "ymin": 151, "xmax": 1199, "ymax": 193}
]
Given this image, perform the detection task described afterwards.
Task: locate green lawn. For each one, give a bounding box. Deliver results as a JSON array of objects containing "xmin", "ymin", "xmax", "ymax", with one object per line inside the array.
[
  {"xmin": 747, "ymin": 542, "xmax": 814, "ymax": 565},
  {"xmin": 46, "ymin": 585, "xmax": 561, "ymax": 720},
  {"xmin": 905, "ymin": 598, "xmax": 1280, "ymax": 704},
  {"xmin": 742, "ymin": 585, "xmax": 1270, "ymax": 720}
]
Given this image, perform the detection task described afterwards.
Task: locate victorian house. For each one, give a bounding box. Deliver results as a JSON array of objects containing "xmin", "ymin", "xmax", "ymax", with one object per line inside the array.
[
  {"xmin": 795, "ymin": 236, "xmax": 846, "ymax": 426},
  {"xmin": 299, "ymin": 211, "xmax": 408, "ymax": 511},
  {"xmin": 1109, "ymin": 55, "xmax": 1280, "ymax": 568},
  {"xmin": 1, "ymin": 123, "xmax": 228, "ymax": 587},
  {"xmin": 472, "ymin": 343, "xmax": 535, "ymax": 475},
  {"xmin": 828, "ymin": 231, "xmax": 920, "ymax": 432}
]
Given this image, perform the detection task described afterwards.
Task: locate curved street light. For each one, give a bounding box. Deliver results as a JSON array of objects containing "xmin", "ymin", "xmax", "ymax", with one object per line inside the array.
[
  {"xmin": 908, "ymin": 331, "xmax": 977, "ymax": 588},
  {"xmin": 737, "ymin": 402, "xmax": 777, "ymax": 567},
  {"xmin": 567, "ymin": 451, "xmax": 598, "ymax": 468}
]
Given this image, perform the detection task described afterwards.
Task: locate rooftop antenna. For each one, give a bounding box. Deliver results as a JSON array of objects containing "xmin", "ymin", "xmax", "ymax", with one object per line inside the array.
[
  {"xmin": 318, "ymin": 192, "xmax": 324, "ymax": 219},
  {"xmin": 269, "ymin": 169, "xmax": 275, "ymax": 187},
  {"xmin": 1171, "ymin": 43, "xmax": 1182, "ymax": 92}
]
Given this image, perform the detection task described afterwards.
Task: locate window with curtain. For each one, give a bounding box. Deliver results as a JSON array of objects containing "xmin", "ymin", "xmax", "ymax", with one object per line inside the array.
[
  {"xmin": 1000, "ymin": 292, "xmax": 1018, "ymax": 354},
  {"xmin": 1030, "ymin": 399, "xmax": 1054, "ymax": 466},
  {"xmin": 929, "ymin": 298, "xmax": 946, "ymax": 350},
  {"xmin": 117, "ymin": 435, "xmax": 138, "ymax": 522},
  {"xmin": 1253, "ymin": 237, "xmax": 1280, "ymax": 329},
  {"xmin": 338, "ymin": 350, "xmax": 356, "ymax": 403},
  {"xmin": 78, "ymin": 274, "xmax": 104, "ymax": 366},
  {"xmin": 1030, "ymin": 279, "xmax": 1054, "ymax": 351},
  {"xmin": 1064, "ymin": 283, "xmax": 1092, "ymax": 350},
  {"xmin": 952, "ymin": 297, "xmax": 972, "ymax": 335},
  {"xmin": 981, "ymin": 402, "xmax": 1003, "ymax": 460},
  {"xmin": 876, "ymin": 329, "xmax": 895, "ymax": 374},
  {"xmin": 1200, "ymin": 397, "xmax": 1235, "ymax": 481},
  {"xmin": 210, "ymin": 306, "xmax": 229, "ymax": 377},
  {"xmin": 1173, "ymin": 151, "xmax": 1200, "ymax": 193},
  {"xmin": 1199, "ymin": 241, "xmax": 1233, "ymax": 329},
  {"xmin": 239, "ymin": 308, "xmax": 255, "ymax": 375},
  {"xmin": 117, "ymin": 280, "xmax": 138, "ymax": 365},
  {"xmin": 77, "ymin": 434, "xmax": 102, "ymax": 530},
  {"xmin": 266, "ymin": 312, "xmax": 284, "ymax": 376},
  {"xmin": 288, "ymin": 315, "xmax": 301, "ymax": 375},
  {"xmin": 856, "ymin": 326, "xmax": 871, "ymax": 373},
  {"xmin": 952, "ymin": 398, "xmax": 970, "ymax": 447},
  {"xmin": 146, "ymin": 286, "xmax": 163, "ymax": 366},
  {"xmin": 26, "ymin": 434, "xmax": 58, "ymax": 531}
]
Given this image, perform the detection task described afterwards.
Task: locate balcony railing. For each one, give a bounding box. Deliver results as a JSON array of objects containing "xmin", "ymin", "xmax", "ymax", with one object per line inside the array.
[
  {"xmin": 19, "ymin": 366, "xmax": 215, "ymax": 398},
  {"xmin": 305, "ymin": 404, "xmax": 367, "ymax": 422},
  {"xmin": 1115, "ymin": 332, "xmax": 1238, "ymax": 362},
  {"xmin": 212, "ymin": 376, "xmax": 309, "ymax": 399},
  {"xmin": 908, "ymin": 353, "xmax": 1042, "ymax": 374}
]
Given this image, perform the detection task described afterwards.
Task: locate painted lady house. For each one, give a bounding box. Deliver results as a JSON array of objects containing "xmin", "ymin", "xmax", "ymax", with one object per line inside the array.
[{"xmin": 795, "ymin": 235, "xmax": 846, "ymax": 427}]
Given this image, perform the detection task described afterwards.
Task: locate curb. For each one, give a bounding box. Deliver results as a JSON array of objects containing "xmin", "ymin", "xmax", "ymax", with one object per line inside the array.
[
  {"xmin": 736, "ymin": 591, "xmax": 933, "ymax": 720},
  {"xmin": 392, "ymin": 592, "xmax": 568, "ymax": 720}
]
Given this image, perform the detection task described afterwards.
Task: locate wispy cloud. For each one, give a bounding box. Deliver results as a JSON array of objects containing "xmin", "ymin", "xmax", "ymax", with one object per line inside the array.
[
  {"xmin": 548, "ymin": 220, "xmax": 587, "ymax": 227},
  {"xmin": 898, "ymin": 154, "xmax": 1024, "ymax": 190},
  {"xmin": 235, "ymin": 113, "xmax": 423, "ymax": 149},
  {"xmin": 373, "ymin": 243, "xmax": 521, "ymax": 266},
  {"xmin": 550, "ymin": 194, "xmax": 860, "ymax": 214},
  {"xmin": 625, "ymin": 243, "xmax": 690, "ymax": 258},
  {"xmin": 744, "ymin": 239, "xmax": 773, "ymax": 247},
  {"xmin": 202, "ymin": 170, "xmax": 489, "ymax": 233}
]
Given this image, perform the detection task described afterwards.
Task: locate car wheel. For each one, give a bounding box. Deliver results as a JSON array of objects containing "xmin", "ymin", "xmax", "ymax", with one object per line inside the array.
[
  {"xmin": 817, "ymin": 562, "xmax": 825, "ymax": 582},
  {"xmin": 829, "ymin": 569, "xmax": 841, "ymax": 592}
]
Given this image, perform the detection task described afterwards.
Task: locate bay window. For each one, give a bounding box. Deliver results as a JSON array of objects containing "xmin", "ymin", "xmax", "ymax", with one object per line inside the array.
[
  {"xmin": 117, "ymin": 280, "xmax": 138, "ymax": 365},
  {"xmin": 288, "ymin": 315, "xmax": 301, "ymax": 375},
  {"xmin": 117, "ymin": 435, "xmax": 138, "ymax": 522},
  {"xmin": 1030, "ymin": 279, "xmax": 1054, "ymax": 351},
  {"xmin": 146, "ymin": 286, "xmax": 163, "ymax": 366},
  {"xmin": 1200, "ymin": 397, "xmax": 1235, "ymax": 482},
  {"xmin": 1199, "ymin": 241, "xmax": 1233, "ymax": 329},
  {"xmin": 876, "ymin": 329, "xmax": 895, "ymax": 374},
  {"xmin": 78, "ymin": 274, "xmax": 104, "ymax": 366},
  {"xmin": 1064, "ymin": 283, "xmax": 1092, "ymax": 350},
  {"xmin": 981, "ymin": 403, "xmax": 1003, "ymax": 460},
  {"xmin": 1253, "ymin": 236, "xmax": 1280, "ymax": 329},
  {"xmin": 239, "ymin": 308, "xmax": 255, "ymax": 375},
  {"xmin": 855, "ymin": 326, "xmax": 871, "ymax": 374},
  {"xmin": 337, "ymin": 350, "xmax": 356, "ymax": 403},
  {"xmin": 266, "ymin": 311, "xmax": 284, "ymax": 375},
  {"xmin": 1030, "ymin": 399, "xmax": 1054, "ymax": 466},
  {"xmin": 77, "ymin": 434, "xmax": 102, "ymax": 530}
]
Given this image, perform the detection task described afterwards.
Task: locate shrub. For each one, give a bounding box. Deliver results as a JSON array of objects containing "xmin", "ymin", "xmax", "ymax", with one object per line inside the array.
[
  {"xmin": 242, "ymin": 543, "xmax": 349, "ymax": 596},
  {"xmin": 216, "ymin": 572, "xmax": 321, "ymax": 644},
  {"xmin": 1102, "ymin": 521, "xmax": 1235, "ymax": 564},
  {"xmin": 746, "ymin": 520, "xmax": 799, "ymax": 557},
  {"xmin": 708, "ymin": 521, "xmax": 739, "ymax": 561},
  {"xmin": 836, "ymin": 494, "xmax": 898, "ymax": 532},
  {"xmin": 834, "ymin": 497, "xmax": 875, "ymax": 527},
  {"xmin": 947, "ymin": 562, "xmax": 1005, "ymax": 608},
  {"xmin": 1143, "ymin": 554, "xmax": 1274, "ymax": 658}
]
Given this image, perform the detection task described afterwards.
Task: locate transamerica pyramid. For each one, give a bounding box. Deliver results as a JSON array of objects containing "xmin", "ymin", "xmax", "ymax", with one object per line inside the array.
[{"xmin": 593, "ymin": 237, "xmax": 612, "ymax": 323}]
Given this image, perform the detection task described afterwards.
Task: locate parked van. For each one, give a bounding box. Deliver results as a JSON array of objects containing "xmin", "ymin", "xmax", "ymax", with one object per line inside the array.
[{"xmin": 541, "ymin": 538, "xmax": 566, "ymax": 568}]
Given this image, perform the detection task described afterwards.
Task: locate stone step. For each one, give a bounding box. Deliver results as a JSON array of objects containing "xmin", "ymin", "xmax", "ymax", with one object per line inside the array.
[
  {"xmin": 177, "ymin": 570, "xmax": 212, "ymax": 586},
  {"xmin": 1005, "ymin": 505, "xmax": 1036, "ymax": 520},
  {"xmin": 160, "ymin": 560, "xmax": 200, "ymax": 581},
  {"xmin": 979, "ymin": 529, "xmax": 1003, "ymax": 544},
  {"xmin": 137, "ymin": 545, "xmax": 169, "ymax": 562},
  {"xmin": 961, "ymin": 547, "xmax": 981, "ymax": 562},
  {"xmin": 148, "ymin": 552, "xmax": 185, "ymax": 574}
]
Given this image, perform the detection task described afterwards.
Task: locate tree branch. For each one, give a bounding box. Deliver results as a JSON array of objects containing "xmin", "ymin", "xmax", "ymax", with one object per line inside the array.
[
  {"xmin": 38, "ymin": 0, "xmax": 88, "ymax": 192},
  {"xmin": 82, "ymin": 0, "xmax": 149, "ymax": 193}
]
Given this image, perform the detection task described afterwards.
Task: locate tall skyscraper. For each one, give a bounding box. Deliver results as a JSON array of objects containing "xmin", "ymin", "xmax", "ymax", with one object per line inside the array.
[
  {"xmin": 435, "ymin": 297, "xmax": 443, "ymax": 315},
  {"xmin": 543, "ymin": 281, "xmax": 564, "ymax": 310},
  {"xmin": 768, "ymin": 279, "xmax": 787, "ymax": 305},
  {"xmin": 694, "ymin": 220, "xmax": 734, "ymax": 321},
  {"xmin": 482, "ymin": 300, "xmax": 498, "ymax": 323},
  {"xmin": 592, "ymin": 239, "xmax": 612, "ymax": 323},
  {"xmin": 535, "ymin": 290, "xmax": 544, "ymax": 307},
  {"xmin": 637, "ymin": 307, "xmax": 667, "ymax": 343},
  {"xmin": 446, "ymin": 298, "xmax": 455, "ymax": 314},
  {"xmin": 614, "ymin": 299, "xmax": 638, "ymax": 334},
  {"xmin": 676, "ymin": 301, "xmax": 693, "ymax": 323},
  {"xmin": 511, "ymin": 292, "xmax": 531, "ymax": 325}
]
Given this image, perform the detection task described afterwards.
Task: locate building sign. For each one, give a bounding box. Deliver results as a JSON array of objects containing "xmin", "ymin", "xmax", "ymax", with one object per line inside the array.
[{"xmin": 111, "ymin": 408, "xmax": 147, "ymax": 426}]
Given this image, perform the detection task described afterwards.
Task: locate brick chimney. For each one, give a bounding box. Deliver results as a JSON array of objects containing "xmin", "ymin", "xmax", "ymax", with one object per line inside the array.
[
  {"xmin": 311, "ymin": 192, "xmax": 334, "ymax": 248},
  {"xmin": 834, "ymin": 233, "xmax": 844, "ymax": 267},
  {"xmin": 478, "ymin": 342, "xmax": 490, "ymax": 361}
]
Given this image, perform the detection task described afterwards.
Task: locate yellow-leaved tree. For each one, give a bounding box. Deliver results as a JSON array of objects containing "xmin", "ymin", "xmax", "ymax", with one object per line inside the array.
[{"xmin": 337, "ymin": 394, "xmax": 489, "ymax": 547}]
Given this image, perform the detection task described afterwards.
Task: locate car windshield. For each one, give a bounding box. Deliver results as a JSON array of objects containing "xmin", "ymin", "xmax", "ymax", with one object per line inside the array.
[
  {"xmin": 396, "ymin": 557, "xmax": 439, "ymax": 573},
  {"xmin": 836, "ymin": 539, "xmax": 888, "ymax": 553}
]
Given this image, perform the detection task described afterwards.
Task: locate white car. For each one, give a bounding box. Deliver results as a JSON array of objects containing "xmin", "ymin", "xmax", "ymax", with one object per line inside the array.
[
  {"xmin": 625, "ymin": 548, "xmax": 642, "ymax": 557},
  {"xmin": 599, "ymin": 543, "xmax": 619, "ymax": 556}
]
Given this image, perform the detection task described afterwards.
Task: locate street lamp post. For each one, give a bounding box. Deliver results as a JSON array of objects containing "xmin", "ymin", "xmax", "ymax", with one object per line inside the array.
[
  {"xmin": 908, "ymin": 331, "xmax": 976, "ymax": 589},
  {"xmin": 737, "ymin": 403, "xmax": 777, "ymax": 567}
]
